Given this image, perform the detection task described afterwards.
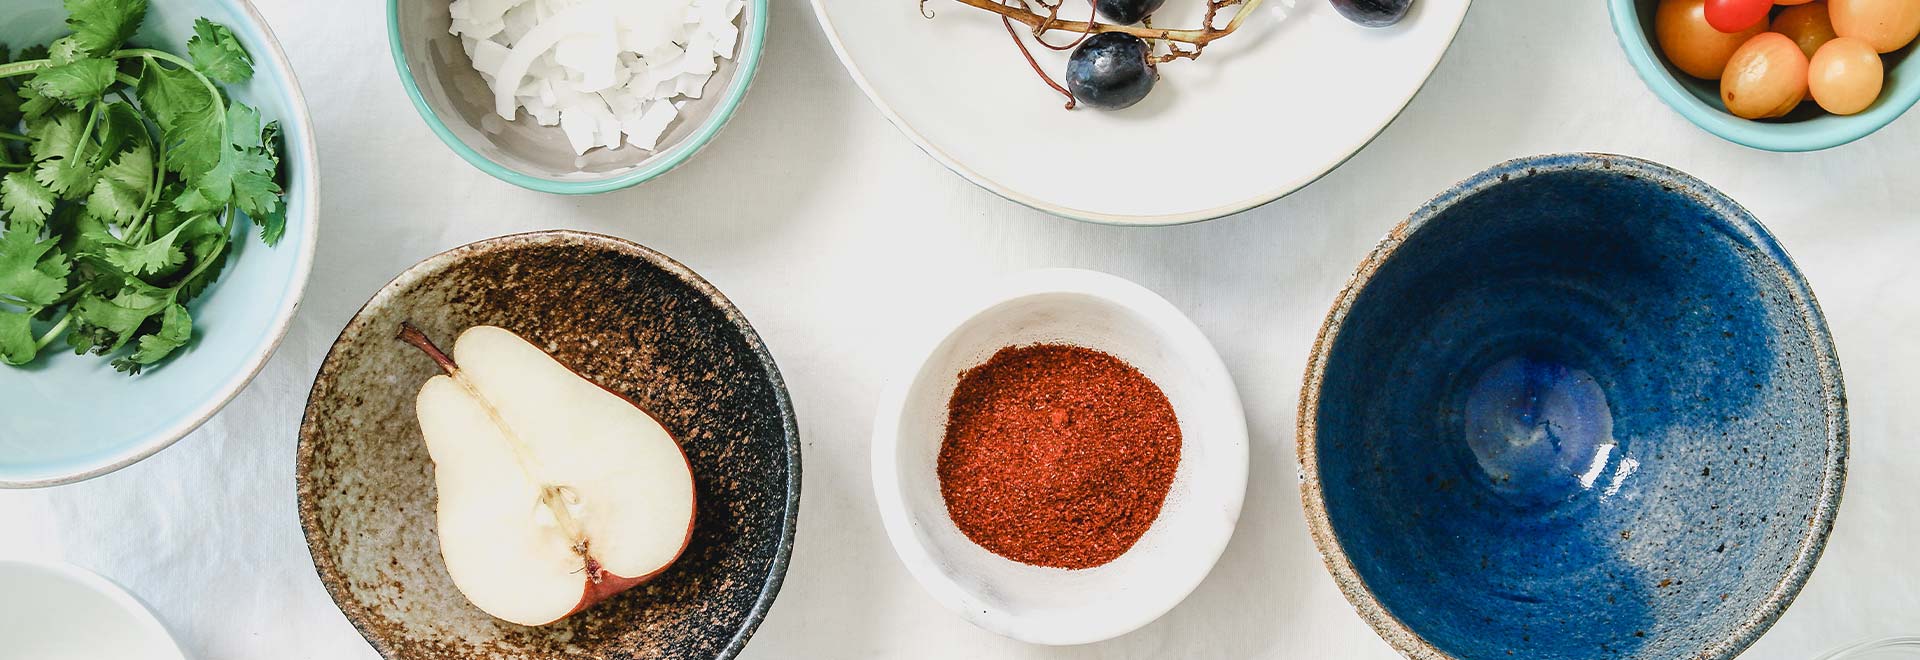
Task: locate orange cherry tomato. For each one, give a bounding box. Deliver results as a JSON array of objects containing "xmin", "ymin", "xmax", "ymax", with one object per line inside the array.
[
  {"xmin": 1721, "ymin": 33, "xmax": 1810, "ymax": 118},
  {"xmin": 1830, "ymin": 0, "xmax": 1920, "ymax": 52},
  {"xmin": 1773, "ymin": 2, "xmax": 1840, "ymax": 57},
  {"xmin": 1706, "ymin": 0, "xmax": 1775, "ymax": 31},
  {"xmin": 1659, "ymin": 0, "xmax": 1771, "ymax": 78},
  {"xmin": 1809, "ymin": 37, "xmax": 1885, "ymax": 113}
]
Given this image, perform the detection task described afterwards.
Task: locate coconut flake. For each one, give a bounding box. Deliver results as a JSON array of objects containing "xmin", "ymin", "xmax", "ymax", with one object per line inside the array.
[
  {"xmin": 502, "ymin": 5, "xmax": 538, "ymax": 42},
  {"xmin": 623, "ymin": 102, "xmax": 678, "ymax": 150},
  {"xmin": 451, "ymin": 0, "xmax": 741, "ymax": 154},
  {"xmin": 558, "ymin": 107, "xmax": 597, "ymax": 154},
  {"xmin": 469, "ymin": 39, "xmax": 513, "ymax": 79},
  {"xmin": 555, "ymin": 30, "xmax": 620, "ymax": 92},
  {"xmin": 674, "ymin": 72, "xmax": 708, "ymax": 99}
]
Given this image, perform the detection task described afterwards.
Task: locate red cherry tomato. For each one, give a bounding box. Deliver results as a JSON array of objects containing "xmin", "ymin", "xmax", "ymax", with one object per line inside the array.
[{"xmin": 1704, "ymin": 0, "xmax": 1772, "ymax": 32}]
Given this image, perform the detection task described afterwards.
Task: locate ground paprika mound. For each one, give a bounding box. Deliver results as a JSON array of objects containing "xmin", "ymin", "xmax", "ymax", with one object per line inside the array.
[{"xmin": 936, "ymin": 343, "xmax": 1182, "ymax": 570}]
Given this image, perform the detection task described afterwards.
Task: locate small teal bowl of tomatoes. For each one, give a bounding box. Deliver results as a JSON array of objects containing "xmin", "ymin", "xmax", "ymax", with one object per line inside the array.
[{"xmin": 1610, "ymin": 0, "xmax": 1920, "ymax": 151}]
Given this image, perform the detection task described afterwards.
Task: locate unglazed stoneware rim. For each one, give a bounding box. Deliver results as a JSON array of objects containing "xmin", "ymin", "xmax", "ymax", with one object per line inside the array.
[
  {"xmin": 0, "ymin": 0, "xmax": 321, "ymax": 489},
  {"xmin": 870, "ymin": 268, "xmax": 1250, "ymax": 645},
  {"xmin": 1294, "ymin": 153, "xmax": 1848, "ymax": 659},
  {"xmin": 294, "ymin": 230, "xmax": 801, "ymax": 660},
  {"xmin": 808, "ymin": 0, "xmax": 1473, "ymax": 226},
  {"xmin": 384, "ymin": 0, "xmax": 769, "ymax": 195}
]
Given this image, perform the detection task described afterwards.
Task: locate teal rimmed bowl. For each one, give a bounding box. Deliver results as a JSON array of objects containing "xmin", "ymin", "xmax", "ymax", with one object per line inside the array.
[
  {"xmin": 0, "ymin": 0, "xmax": 319, "ymax": 487},
  {"xmin": 387, "ymin": 0, "xmax": 766, "ymax": 195},
  {"xmin": 1609, "ymin": 0, "xmax": 1920, "ymax": 152}
]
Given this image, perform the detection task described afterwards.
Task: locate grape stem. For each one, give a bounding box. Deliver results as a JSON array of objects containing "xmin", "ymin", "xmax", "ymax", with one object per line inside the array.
[
  {"xmin": 1022, "ymin": 0, "xmax": 1097, "ymax": 51},
  {"xmin": 938, "ymin": 0, "xmax": 1263, "ymax": 46},
  {"xmin": 1002, "ymin": 16, "xmax": 1077, "ymax": 109}
]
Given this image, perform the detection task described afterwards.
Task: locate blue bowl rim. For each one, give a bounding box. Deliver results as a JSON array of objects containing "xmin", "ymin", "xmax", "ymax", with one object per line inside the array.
[
  {"xmin": 1606, "ymin": 0, "xmax": 1920, "ymax": 153},
  {"xmin": 383, "ymin": 0, "xmax": 769, "ymax": 195},
  {"xmin": 1295, "ymin": 152, "xmax": 1849, "ymax": 659},
  {"xmin": 0, "ymin": 0, "xmax": 322, "ymax": 489}
]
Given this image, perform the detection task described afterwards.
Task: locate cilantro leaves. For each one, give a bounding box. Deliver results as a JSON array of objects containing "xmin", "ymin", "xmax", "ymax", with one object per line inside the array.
[
  {"xmin": 0, "ymin": 2, "xmax": 285, "ymax": 372},
  {"xmin": 25, "ymin": 57, "xmax": 116, "ymax": 108},
  {"xmin": 0, "ymin": 224, "xmax": 69, "ymax": 308},
  {"xmin": 0, "ymin": 171, "xmax": 56, "ymax": 226},
  {"xmin": 65, "ymin": 0, "xmax": 149, "ymax": 57},
  {"xmin": 187, "ymin": 19, "xmax": 251, "ymax": 84}
]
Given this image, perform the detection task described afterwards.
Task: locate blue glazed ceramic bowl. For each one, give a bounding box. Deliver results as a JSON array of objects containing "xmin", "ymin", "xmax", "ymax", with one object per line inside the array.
[
  {"xmin": 0, "ymin": 0, "xmax": 317, "ymax": 488},
  {"xmin": 1299, "ymin": 154, "xmax": 1847, "ymax": 659},
  {"xmin": 1609, "ymin": 0, "xmax": 1920, "ymax": 152}
]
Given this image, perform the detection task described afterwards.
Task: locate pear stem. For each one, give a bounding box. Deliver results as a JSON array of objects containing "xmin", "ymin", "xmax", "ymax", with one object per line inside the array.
[
  {"xmin": 397, "ymin": 322, "xmax": 459, "ymax": 374},
  {"xmin": 397, "ymin": 322, "xmax": 599, "ymax": 576}
]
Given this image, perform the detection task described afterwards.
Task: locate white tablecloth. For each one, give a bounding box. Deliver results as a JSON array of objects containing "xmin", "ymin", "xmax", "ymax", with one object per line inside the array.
[{"xmin": 3, "ymin": 0, "xmax": 1916, "ymax": 657}]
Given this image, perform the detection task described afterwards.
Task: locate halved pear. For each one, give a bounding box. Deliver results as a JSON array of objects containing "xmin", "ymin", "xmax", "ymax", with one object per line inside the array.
[{"xmin": 398, "ymin": 324, "xmax": 696, "ymax": 627}]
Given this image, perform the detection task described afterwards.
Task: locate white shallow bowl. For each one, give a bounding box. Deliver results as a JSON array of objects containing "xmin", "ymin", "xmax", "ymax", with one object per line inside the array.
[
  {"xmin": 813, "ymin": 0, "xmax": 1470, "ymax": 224},
  {"xmin": 871, "ymin": 268, "xmax": 1249, "ymax": 645},
  {"xmin": 0, "ymin": 560, "xmax": 186, "ymax": 660}
]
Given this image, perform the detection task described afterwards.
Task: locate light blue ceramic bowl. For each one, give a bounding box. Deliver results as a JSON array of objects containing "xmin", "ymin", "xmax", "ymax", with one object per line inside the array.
[
  {"xmin": 1609, "ymin": 0, "xmax": 1920, "ymax": 152},
  {"xmin": 0, "ymin": 0, "xmax": 318, "ymax": 488},
  {"xmin": 387, "ymin": 0, "xmax": 766, "ymax": 195}
]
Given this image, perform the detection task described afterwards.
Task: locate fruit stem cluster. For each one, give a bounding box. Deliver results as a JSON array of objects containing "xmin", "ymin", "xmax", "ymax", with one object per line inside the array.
[
  {"xmin": 939, "ymin": 0, "xmax": 1263, "ymax": 46},
  {"xmin": 1001, "ymin": 16, "xmax": 1079, "ymax": 108}
]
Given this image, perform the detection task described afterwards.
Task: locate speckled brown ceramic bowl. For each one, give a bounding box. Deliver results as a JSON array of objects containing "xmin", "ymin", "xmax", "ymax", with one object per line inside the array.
[{"xmin": 297, "ymin": 230, "xmax": 799, "ymax": 660}]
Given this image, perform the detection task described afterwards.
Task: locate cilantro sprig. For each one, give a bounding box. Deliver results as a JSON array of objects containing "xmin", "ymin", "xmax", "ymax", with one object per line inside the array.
[{"xmin": 0, "ymin": 0, "xmax": 286, "ymax": 374}]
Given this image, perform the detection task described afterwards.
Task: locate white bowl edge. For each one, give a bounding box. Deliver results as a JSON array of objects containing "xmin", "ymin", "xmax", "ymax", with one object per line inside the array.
[{"xmin": 0, "ymin": 559, "xmax": 188, "ymax": 660}]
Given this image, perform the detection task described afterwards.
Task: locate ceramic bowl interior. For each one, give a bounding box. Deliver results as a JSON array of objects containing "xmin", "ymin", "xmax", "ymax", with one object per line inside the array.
[
  {"xmin": 0, "ymin": 0, "xmax": 317, "ymax": 488},
  {"xmin": 1608, "ymin": 0, "xmax": 1920, "ymax": 151},
  {"xmin": 0, "ymin": 560, "xmax": 186, "ymax": 660},
  {"xmin": 812, "ymin": 0, "xmax": 1470, "ymax": 224},
  {"xmin": 873, "ymin": 269, "xmax": 1247, "ymax": 645},
  {"xmin": 387, "ymin": 0, "xmax": 765, "ymax": 194},
  {"xmin": 1301, "ymin": 154, "xmax": 1846, "ymax": 659},
  {"xmin": 298, "ymin": 231, "xmax": 799, "ymax": 660}
]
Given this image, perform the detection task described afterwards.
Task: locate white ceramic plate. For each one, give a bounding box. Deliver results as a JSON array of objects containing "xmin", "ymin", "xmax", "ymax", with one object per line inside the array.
[
  {"xmin": 871, "ymin": 269, "xmax": 1248, "ymax": 644},
  {"xmin": 812, "ymin": 0, "xmax": 1470, "ymax": 224},
  {"xmin": 0, "ymin": 560, "xmax": 186, "ymax": 660}
]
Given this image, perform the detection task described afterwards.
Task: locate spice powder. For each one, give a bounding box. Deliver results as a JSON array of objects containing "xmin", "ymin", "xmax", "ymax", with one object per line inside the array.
[{"xmin": 936, "ymin": 343, "xmax": 1182, "ymax": 570}]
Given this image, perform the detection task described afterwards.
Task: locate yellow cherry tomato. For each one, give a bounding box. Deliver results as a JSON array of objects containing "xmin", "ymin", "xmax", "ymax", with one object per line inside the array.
[
  {"xmin": 1809, "ymin": 37, "xmax": 1885, "ymax": 113},
  {"xmin": 1721, "ymin": 33, "xmax": 1810, "ymax": 118},
  {"xmin": 1830, "ymin": 0, "xmax": 1920, "ymax": 52},
  {"xmin": 1659, "ymin": 0, "xmax": 1770, "ymax": 78},
  {"xmin": 1773, "ymin": 2, "xmax": 1841, "ymax": 57}
]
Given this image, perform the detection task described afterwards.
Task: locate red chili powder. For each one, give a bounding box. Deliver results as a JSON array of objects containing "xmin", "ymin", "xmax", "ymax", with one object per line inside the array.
[{"xmin": 936, "ymin": 343, "xmax": 1181, "ymax": 569}]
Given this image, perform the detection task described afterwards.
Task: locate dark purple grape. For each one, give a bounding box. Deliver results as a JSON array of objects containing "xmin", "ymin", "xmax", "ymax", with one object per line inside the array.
[
  {"xmin": 1094, "ymin": 0, "xmax": 1167, "ymax": 25},
  {"xmin": 1330, "ymin": 0, "xmax": 1412, "ymax": 27},
  {"xmin": 1065, "ymin": 32, "xmax": 1155, "ymax": 110}
]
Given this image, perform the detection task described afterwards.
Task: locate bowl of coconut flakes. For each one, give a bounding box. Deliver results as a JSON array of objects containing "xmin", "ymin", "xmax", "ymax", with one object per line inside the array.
[{"xmin": 388, "ymin": 0, "xmax": 762, "ymax": 194}]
